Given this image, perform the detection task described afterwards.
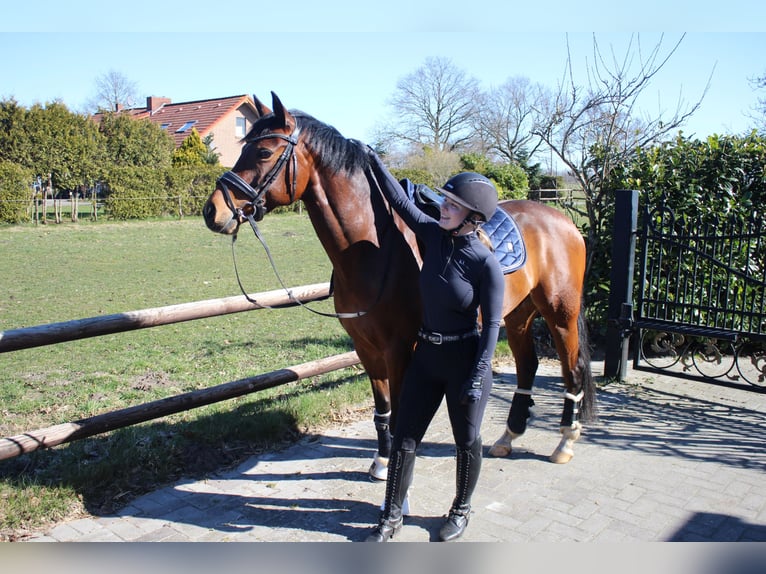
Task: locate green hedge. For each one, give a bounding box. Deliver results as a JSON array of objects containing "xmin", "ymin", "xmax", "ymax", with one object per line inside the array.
[
  {"xmin": 0, "ymin": 161, "xmax": 33, "ymax": 223},
  {"xmin": 102, "ymin": 166, "xmax": 168, "ymax": 219},
  {"xmin": 101, "ymin": 165, "xmax": 226, "ymax": 220},
  {"xmin": 165, "ymin": 165, "xmax": 226, "ymax": 217}
]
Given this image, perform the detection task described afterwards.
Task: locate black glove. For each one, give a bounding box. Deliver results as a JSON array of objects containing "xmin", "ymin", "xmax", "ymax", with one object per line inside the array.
[{"xmin": 460, "ymin": 378, "xmax": 483, "ymax": 405}]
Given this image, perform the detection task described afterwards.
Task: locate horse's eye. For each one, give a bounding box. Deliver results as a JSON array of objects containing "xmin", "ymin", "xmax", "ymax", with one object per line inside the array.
[{"xmin": 255, "ymin": 148, "xmax": 273, "ymax": 160}]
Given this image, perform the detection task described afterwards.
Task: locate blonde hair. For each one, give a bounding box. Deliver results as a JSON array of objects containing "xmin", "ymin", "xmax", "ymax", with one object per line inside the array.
[{"xmin": 476, "ymin": 227, "xmax": 494, "ymax": 251}]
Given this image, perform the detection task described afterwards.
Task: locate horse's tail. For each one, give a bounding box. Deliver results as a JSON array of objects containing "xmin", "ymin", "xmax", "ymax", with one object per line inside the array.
[{"xmin": 576, "ymin": 299, "xmax": 598, "ymax": 423}]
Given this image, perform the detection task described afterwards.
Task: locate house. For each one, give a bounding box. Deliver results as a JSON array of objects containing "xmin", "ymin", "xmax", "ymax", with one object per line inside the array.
[{"xmin": 100, "ymin": 95, "xmax": 261, "ymax": 168}]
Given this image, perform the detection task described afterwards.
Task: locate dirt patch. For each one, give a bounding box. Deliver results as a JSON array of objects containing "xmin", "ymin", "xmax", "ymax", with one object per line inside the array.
[{"xmin": 131, "ymin": 371, "xmax": 175, "ymax": 392}]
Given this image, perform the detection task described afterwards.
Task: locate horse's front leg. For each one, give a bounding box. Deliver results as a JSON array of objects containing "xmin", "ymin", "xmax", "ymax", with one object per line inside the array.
[
  {"xmin": 368, "ymin": 375, "xmax": 392, "ymax": 480},
  {"xmin": 548, "ymin": 312, "xmax": 593, "ymax": 464}
]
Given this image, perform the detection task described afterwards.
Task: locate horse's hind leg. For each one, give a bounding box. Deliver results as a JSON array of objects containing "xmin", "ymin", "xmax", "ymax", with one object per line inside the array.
[
  {"xmin": 546, "ymin": 304, "xmax": 594, "ymax": 464},
  {"xmin": 489, "ymin": 301, "xmax": 538, "ymax": 458}
]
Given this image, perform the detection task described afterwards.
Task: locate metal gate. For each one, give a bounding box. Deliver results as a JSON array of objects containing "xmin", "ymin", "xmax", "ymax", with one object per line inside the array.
[{"xmin": 605, "ymin": 190, "xmax": 766, "ymax": 391}]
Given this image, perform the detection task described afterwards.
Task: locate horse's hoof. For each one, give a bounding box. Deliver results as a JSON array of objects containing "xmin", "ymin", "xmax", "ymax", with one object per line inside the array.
[
  {"xmin": 549, "ymin": 422, "xmax": 581, "ymax": 464},
  {"xmin": 549, "ymin": 448, "xmax": 574, "ymax": 464},
  {"xmin": 488, "ymin": 442, "xmax": 512, "ymax": 457},
  {"xmin": 488, "ymin": 427, "xmax": 518, "ymax": 457},
  {"xmin": 369, "ymin": 454, "xmax": 389, "ymax": 481}
]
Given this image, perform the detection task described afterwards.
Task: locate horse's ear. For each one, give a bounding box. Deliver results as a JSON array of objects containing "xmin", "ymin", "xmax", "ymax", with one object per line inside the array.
[
  {"xmin": 270, "ymin": 91, "xmax": 295, "ymax": 131},
  {"xmin": 252, "ymin": 95, "xmax": 270, "ymax": 117}
]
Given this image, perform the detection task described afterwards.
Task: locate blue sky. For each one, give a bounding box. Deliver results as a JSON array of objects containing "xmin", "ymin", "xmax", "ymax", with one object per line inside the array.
[{"xmin": 1, "ymin": 3, "xmax": 765, "ymax": 144}]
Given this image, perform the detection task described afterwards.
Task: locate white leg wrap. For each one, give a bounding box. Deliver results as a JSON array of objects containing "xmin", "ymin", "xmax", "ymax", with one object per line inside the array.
[
  {"xmin": 369, "ymin": 453, "xmax": 389, "ymax": 481},
  {"xmin": 550, "ymin": 421, "xmax": 582, "ymax": 464},
  {"xmin": 564, "ymin": 390, "xmax": 584, "ymax": 402},
  {"xmin": 564, "ymin": 390, "xmax": 584, "ymax": 418}
]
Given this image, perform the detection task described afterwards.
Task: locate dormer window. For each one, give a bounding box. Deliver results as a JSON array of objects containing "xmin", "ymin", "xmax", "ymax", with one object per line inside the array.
[
  {"xmin": 235, "ymin": 117, "xmax": 247, "ymax": 138},
  {"xmin": 176, "ymin": 120, "xmax": 197, "ymax": 133}
]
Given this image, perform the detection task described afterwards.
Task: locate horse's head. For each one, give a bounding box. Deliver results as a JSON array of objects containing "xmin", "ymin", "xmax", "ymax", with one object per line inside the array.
[{"xmin": 203, "ymin": 92, "xmax": 309, "ymax": 235}]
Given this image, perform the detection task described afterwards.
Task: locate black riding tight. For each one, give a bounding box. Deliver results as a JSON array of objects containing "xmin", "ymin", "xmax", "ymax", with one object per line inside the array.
[{"xmin": 391, "ymin": 339, "xmax": 492, "ymax": 453}]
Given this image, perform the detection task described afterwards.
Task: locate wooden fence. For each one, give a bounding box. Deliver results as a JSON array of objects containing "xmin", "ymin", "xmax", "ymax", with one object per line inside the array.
[{"xmin": 0, "ymin": 283, "xmax": 362, "ymax": 461}]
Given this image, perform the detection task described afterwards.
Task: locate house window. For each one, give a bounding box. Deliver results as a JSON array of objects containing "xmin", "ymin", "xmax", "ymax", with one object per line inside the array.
[
  {"xmin": 235, "ymin": 117, "xmax": 247, "ymax": 138},
  {"xmin": 176, "ymin": 120, "xmax": 197, "ymax": 133},
  {"xmin": 160, "ymin": 123, "xmax": 171, "ymax": 130}
]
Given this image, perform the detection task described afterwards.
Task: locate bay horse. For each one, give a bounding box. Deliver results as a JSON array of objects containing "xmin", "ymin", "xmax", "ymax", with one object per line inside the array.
[{"xmin": 202, "ymin": 92, "xmax": 596, "ymax": 479}]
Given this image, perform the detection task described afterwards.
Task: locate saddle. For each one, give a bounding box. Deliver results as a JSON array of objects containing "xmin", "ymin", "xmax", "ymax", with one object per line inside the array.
[{"xmin": 402, "ymin": 179, "xmax": 527, "ymax": 275}]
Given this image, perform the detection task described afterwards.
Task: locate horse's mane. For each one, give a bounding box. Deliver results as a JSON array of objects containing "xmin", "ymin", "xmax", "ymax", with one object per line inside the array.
[{"xmin": 246, "ymin": 110, "xmax": 368, "ymax": 175}]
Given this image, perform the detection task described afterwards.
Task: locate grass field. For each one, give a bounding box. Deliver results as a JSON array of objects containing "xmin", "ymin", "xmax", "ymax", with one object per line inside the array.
[{"xmin": 0, "ymin": 214, "xmax": 373, "ymax": 540}]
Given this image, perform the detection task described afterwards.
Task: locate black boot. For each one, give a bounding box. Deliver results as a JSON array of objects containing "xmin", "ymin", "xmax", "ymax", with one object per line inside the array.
[
  {"xmin": 439, "ymin": 437, "xmax": 482, "ymax": 542},
  {"xmin": 366, "ymin": 447, "xmax": 415, "ymax": 542}
]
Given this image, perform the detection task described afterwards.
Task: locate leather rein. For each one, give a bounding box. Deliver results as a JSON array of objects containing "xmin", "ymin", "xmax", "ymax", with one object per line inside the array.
[{"xmin": 215, "ymin": 128, "xmax": 387, "ymax": 319}]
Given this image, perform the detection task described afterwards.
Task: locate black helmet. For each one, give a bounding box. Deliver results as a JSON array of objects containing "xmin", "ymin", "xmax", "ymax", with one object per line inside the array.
[{"xmin": 436, "ymin": 172, "xmax": 498, "ymax": 221}]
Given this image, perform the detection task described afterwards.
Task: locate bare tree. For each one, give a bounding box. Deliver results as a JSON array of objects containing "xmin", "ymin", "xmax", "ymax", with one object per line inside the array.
[
  {"xmin": 748, "ymin": 72, "xmax": 766, "ymax": 133},
  {"xmin": 532, "ymin": 33, "xmax": 709, "ymax": 271},
  {"xmin": 88, "ymin": 69, "xmax": 140, "ymax": 112},
  {"xmin": 475, "ymin": 76, "xmax": 548, "ymax": 163},
  {"xmin": 385, "ymin": 57, "xmax": 480, "ymax": 153}
]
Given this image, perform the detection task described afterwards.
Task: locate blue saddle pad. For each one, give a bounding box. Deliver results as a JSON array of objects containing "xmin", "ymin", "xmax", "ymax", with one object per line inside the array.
[
  {"xmin": 482, "ymin": 207, "xmax": 527, "ymax": 274},
  {"xmin": 401, "ymin": 178, "xmax": 527, "ymax": 275}
]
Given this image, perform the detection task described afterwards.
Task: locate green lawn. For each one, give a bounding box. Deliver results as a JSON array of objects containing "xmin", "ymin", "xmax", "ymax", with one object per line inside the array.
[{"xmin": 0, "ymin": 214, "xmax": 371, "ymax": 539}]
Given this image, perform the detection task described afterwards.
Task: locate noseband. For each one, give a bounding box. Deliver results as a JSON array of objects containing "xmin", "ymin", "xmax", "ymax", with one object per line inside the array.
[{"xmin": 216, "ymin": 128, "xmax": 300, "ymax": 223}]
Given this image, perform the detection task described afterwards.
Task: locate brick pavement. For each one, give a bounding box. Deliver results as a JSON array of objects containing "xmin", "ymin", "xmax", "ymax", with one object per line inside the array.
[{"xmin": 24, "ymin": 362, "xmax": 766, "ymax": 543}]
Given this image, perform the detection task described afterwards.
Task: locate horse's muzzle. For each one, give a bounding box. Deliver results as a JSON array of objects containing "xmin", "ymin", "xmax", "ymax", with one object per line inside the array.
[{"xmin": 203, "ymin": 200, "xmax": 239, "ymax": 235}]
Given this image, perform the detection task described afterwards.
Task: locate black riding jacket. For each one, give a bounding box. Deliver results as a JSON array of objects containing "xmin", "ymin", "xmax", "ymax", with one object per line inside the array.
[{"xmin": 370, "ymin": 154, "xmax": 504, "ymax": 387}]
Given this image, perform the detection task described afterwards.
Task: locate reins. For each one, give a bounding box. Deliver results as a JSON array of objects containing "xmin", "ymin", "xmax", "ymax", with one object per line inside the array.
[{"xmin": 217, "ymin": 130, "xmax": 393, "ymax": 319}]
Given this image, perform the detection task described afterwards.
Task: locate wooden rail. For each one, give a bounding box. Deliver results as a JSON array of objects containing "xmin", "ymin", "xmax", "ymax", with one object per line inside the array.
[
  {"xmin": 0, "ymin": 351, "xmax": 360, "ymax": 461},
  {"xmin": 0, "ymin": 282, "xmax": 331, "ymax": 353},
  {"xmin": 0, "ymin": 282, "xmax": 364, "ymax": 461}
]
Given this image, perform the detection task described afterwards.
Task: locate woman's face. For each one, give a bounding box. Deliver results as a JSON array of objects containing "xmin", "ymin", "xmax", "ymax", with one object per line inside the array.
[{"xmin": 438, "ymin": 198, "xmax": 471, "ymax": 231}]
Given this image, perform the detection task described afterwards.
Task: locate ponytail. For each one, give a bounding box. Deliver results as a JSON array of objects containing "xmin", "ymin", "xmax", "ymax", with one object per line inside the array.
[{"xmin": 476, "ymin": 226, "xmax": 494, "ymax": 251}]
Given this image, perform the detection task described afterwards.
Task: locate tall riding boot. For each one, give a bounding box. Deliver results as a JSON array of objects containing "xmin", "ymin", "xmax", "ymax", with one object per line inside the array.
[
  {"xmin": 366, "ymin": 447, "xmax": 416, "ymax": 542},
  {"xmin": 439, "ymin": 436, "xmax": 482, "ymax": 542}
]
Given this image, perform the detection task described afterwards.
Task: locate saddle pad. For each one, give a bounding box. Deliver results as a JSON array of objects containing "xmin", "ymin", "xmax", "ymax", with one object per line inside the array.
[{"xmin": 483, "ymin": 207, "xmax": 527, "ymax": 275}]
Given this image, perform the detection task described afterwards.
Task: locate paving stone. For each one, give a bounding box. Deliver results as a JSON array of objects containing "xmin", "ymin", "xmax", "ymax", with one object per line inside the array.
[{"xmin": 19, "ymin": 362, "xmax": 766, "ymax": 543}]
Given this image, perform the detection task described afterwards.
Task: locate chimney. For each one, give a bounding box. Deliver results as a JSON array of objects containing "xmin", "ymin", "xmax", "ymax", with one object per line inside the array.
[{"xmin": 147, "ymin": 96, "xmax": 171, "ymax": 114}]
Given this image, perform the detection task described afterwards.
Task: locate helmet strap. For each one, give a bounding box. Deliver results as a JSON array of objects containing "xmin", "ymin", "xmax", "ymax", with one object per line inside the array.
[{"xmin": 450, "ymin": 214, "xmax": 481, "ymax": 236}]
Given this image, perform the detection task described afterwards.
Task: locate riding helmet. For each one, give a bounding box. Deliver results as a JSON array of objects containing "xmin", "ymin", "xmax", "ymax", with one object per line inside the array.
[{"xmin": 436, "ymin": 172, "xmax": 498, "ymax": 222}]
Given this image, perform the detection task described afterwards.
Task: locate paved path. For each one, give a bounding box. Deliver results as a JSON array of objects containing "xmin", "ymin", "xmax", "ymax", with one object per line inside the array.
[{"xmin": 25, "ymin": 362, "xmax": 766, "ymax": 543}]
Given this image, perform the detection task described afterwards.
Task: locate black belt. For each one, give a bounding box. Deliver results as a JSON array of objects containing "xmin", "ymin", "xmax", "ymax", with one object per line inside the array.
[{"xmin": 417, "ymin": 328, "xmax": 479, "ymax": 345}]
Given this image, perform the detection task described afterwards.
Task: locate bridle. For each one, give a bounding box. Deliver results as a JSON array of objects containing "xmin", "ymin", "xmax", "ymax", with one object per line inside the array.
[
  {"xmin": 214, "ymin": 125, "xmax": 380, "ymax": 319},
  {"xmin": 216, "ymin": 127, "xmax": 300, "ymax": 224}
]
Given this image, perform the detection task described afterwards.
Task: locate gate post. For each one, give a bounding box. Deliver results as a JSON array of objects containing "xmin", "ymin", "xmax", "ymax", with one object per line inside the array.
[{"xmin": 603, "ymin": 189, "xmax": 639, "ymax": 380}]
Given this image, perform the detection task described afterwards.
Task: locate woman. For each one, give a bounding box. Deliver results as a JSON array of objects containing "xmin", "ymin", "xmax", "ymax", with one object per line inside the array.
[{"xmin": 366, "ymin": 151, "xmax": 504, "ymax": 542}]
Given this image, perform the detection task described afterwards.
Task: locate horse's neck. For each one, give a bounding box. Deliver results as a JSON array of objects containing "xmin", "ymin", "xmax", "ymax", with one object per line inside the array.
[{"xmin": 303, "ymin": 173, "xmax": 381, "ymax": 263}]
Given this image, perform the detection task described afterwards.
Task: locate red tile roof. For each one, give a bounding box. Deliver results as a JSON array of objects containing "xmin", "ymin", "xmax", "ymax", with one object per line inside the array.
[{"xmin": 95, "ymin": 95, "xmax": 256, "ymax": 148}]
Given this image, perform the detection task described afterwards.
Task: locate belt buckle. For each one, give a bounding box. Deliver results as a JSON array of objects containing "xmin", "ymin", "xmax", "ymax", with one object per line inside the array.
[{"xmin": 430, "ymin": 333, "xmax": 443, "ymax": 345}]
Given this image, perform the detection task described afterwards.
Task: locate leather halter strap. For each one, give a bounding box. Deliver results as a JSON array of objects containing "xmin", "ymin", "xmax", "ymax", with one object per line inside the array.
[{"xmin": 216, "ymin": 129, "xmax": 300, "ymax": 223}]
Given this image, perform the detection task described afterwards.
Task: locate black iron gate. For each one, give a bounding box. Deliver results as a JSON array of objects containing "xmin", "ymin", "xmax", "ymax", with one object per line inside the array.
[{"xmin": 605, "ymin": 190, "xmax": 766, "ymax": 392}]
